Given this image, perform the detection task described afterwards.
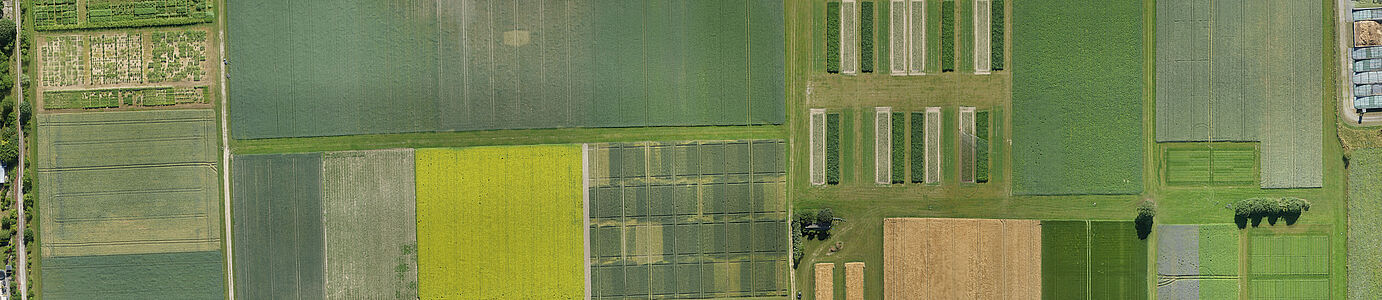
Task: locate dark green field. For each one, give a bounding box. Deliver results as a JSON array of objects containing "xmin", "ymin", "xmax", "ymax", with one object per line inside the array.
[
  {"xmin": 231, "ymin": 153, "xmax": 324, "ymax": 299},
  {"xmin": 41, "ymin": 251, "xmax": 225, "ymax": 299},
  {"xmin": 588, "ymin": 141, "xmax": 788, "ymax": 299},
  {"xmin": 228, "ymin": 0, "xmax": 784, "ymax": 139},
  {"xmin": 1041, "ymin": 221, "xmax": 1089, "ymax": 299},
  {"xmin": 1041, "ymin": 220, "xmax": 1146, "ymax": 299},
  {"xmin": 1011, "ymin": 0, "xmax": 1143, "ymax": 195}
]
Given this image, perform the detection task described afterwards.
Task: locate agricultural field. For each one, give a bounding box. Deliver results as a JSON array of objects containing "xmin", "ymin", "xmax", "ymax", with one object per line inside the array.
[
  {"xmin": 1153, "ymin": 0, "xmax": 1321, "ymax": 188},
  {"xmin": 231, "ymin": 153, "xmax": 325, "ymax": 300},
  {"xmin": 587, "ymin": 140, "xmax": 788, "ymax": 299},
  {"xmin": 888, "ymin": 0, "xmax": 934, "ymax": 74},
  {"xmin": 228, "ymin": 0, "xmax": 785, "ymax": 139},
  {"xmin": 44, "ymin": 86, "xmax": 207, "ymax": 110},
  {"xmin": 881, "ymin": 218, "xmax": 1040, "ymax": 299},
  {"xmin": 416, "ymin": 146, "xmax": 584, "ymax": 299},
  {"xmin": 322, "ymin": 150, "xmax": 418, "ymax": 299},
  {"xmin": 841, "ymin": 0, "xmax": 859, "ymax": 74},
  {"xmin": 147, "ymin": 30, "xmax": 209, "ymax": 83},
  {"xmin": 1041, "ymin": 221, "xmax": 1146, "ymax": 299},
  {"xmin": 811, "ymin": 109, "xmax": 826, "ymax": 185},
  {"xmin": 39, "ymin": 35, "xmax": 84, "ymax": 87},
  {"xmin": 36, "ymin": 109, "xmax": 223, "ymax": 298},
  {"xmin": 41, "ymin": 251, "xmax": 225, "ymax": 299},
  {"xmin": 1162, "ymin": 143, "xmax": 1259, "ymax": 186},
  {"xmin": 89, "ymin": 33, "xmax": 144, "ymax": 85},
  {"xmin": 1155, "ymin": 224, "xmax": 1240, "ymax": 299},
  {"xmin": 828, "ymin": 113, "xmax": 842, "ymax": 184},
  {"xmin": 35, "ymin": 0, "xmax": 215, "ymax": 31},
  {"xmin": 1348, "ymin": 148, "xmax": 1382, "ymax": 298},
  {"xmin": 874, "ymin": 107, "xmax": 891, "ymax": 184},
  {"xmin": 890, "ymin": 112, "xmax": 905, "ymax": 184},
  {"xmin": 1246, "ymin": 228, "xmax": 1332, "ymax": 298},
  {"xmin": 1011, "ymin": 0, "xmax": 1143, "ymax": 195},
  {"xmin": 36, "ymin": 109, "xmax": 221, "ymax": 257},
  {"xmin": 37, "ymin": 28, "xmax": 217, "ymax": 112}
]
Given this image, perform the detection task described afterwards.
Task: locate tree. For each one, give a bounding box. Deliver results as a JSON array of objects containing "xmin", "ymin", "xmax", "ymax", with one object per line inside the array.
[
  {"xmin": 1135, "ymin": 201, "xmax": 1155, "ymax": 240},
  {"xmin": 0, "ymin": 19, "xmax": 15, "ymax": 49},
  {"xmin": 816, "ymin": 208, "xmax": 835, "ymax": 228}
]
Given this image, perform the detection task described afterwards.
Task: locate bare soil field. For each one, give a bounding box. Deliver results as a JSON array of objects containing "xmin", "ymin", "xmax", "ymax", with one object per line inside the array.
[{"xmin": 882, "ymin": 218, "xmax": 1039, "ymax": 299}]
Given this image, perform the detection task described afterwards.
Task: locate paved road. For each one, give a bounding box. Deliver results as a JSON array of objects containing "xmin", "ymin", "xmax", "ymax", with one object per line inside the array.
[
  {"xmin": 14, "ymin": 2, "xmax": 27, "ymax": 299},
  {"xmin": 1339, "ymin": 1, "xmax": 1382, "ymax": 126}
]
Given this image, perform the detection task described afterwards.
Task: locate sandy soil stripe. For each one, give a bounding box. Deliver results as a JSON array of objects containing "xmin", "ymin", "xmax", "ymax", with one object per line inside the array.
[{"xmin": 816, "ymin": 263, "xmax": 835, "ymax": 300}]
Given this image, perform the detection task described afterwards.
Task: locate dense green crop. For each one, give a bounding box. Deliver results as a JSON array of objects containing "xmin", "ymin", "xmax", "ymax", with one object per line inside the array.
[
  {"xmin": 232, "ymin": 153, "xmax": 326, "ymax": 299},
  {"xmin": 941, "ymin": 1, "xmax": 955, "ymax": 72},
  {"xmin": 891, "ymin": 112, "xmax": 905, "ymax": 183},
  {"xmin": 975, "ymin": 110, "xmax": 989, "ymax": 183},
  {"xmin": 44, "ymin": 86, "xmax": 207, "ymax": 110},
  {"xmin": 827, "ymin": 2, "xmax": 841, "ymax": 73},
  {"xmin": 860, "ymin": 1, "xmax": 875, "ymax": 73},
  {"xmin": 991, "ymin": 0, "xmax": 1004, "ymax": 70},
  {"xmin": 37, "ymin": 0, "xmax": 213, "ymax": 31},
  {"xmin": 910, "ymin": 112, "xmax": 925, "ymax": 183},
  {"xmin": 1350, "ymin": 149, "xmax": 1382, "ymax": 298},
  {"xmin": 42, "ymin": 251, "xmax": 225, "ymax": 299},
  {"xmin": 827, "ymin": 113, "xmax": 841, "ymax": 184}
]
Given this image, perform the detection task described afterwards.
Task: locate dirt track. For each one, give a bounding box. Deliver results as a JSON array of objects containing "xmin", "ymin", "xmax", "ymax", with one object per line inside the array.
[{"xmin": 883, "ymin": 218, "xmax": 1040, "ymax": 300}]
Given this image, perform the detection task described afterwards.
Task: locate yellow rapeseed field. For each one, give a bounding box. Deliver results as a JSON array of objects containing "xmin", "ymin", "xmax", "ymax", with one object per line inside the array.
[{"xmin": 415, "ymin": 145, "xmax": 584, "ymax": 299}]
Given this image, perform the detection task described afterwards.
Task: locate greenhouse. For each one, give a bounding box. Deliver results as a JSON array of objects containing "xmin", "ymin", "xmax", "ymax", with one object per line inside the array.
[
  {"xmin": 1357, "ymin": 84, "xmax": 1382, "ymax": 97},
  {"xmin": 1357, "ymin": 95, "xmax": 1382, "ymax": 110},
  {"xmin": 1355, "ymin": 8, "xmax": 1382, "ymax": 21},
  {"xmin": 1353, "ymin": 46, "xmax": 1382, "ymax": 60}
]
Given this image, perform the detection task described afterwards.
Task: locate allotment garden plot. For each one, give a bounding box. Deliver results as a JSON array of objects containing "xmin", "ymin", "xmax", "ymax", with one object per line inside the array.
[
  {"xmin": 1154, "ymin": 0, "xmax": 1322, "ymax": 188},
  {"xmin": 232, "ymin": 149, "xmax": 421, "ymax": 299},
  {"xmin": 34, "ymin": 0, "xmax": 214, "ymax": 30},
  {"xmin": 588, "ymin": 140, "xmax": 788, "ymax": 299},
  {"xmin": 416, "ymin": 146, "xmax": 585, "ymax": 299},
  {"xmin": 1012, "ymin": 0, "xmax": 1143, "ymax": 195},
  {"xmin": 228, "ymin": 0, "xmax": 786, "ymax": 139},
  {"xmin": 36, "ymin": 109, "xmax": 224, "ymax": 298},
  {"xmin": 37, "ymin": 28, "xmax": 216, "ymax": 111}
]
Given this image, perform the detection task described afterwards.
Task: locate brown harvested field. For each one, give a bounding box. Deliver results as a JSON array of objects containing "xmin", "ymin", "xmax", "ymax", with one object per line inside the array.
[
  {"xmin": 883, "ymin": 218, "xmax": 1041, "ymax": 300},
  {"xmin": 846, "ymin": 262, "xmax": 865, "ymax": 300},
  {"xmin": 815, "ymin": 263, "xmax": 834, "ymax": 300}
]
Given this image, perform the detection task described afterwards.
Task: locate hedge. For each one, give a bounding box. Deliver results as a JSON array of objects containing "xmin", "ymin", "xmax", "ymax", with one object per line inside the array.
[
  {"xmin": 941, "ymin": 0, "xmax": 955, "ymax": 72},
  {"xmin": 991, "ymin": 0, "xmax": 1005, "ymax": 70},
  {"xmin": 827, "ymin": 2, "xmax": 841, "ymax": 73},
  {"xmin": 860, "ymin": 1, "xmax": 875, "ymax": 73},
  {"xmin": 976, "ymin": 111, "xmax": 990, "ymax": 183},
  {"xmin": 910, "ymin": 112, "xmax": 925, "ymax": 183},
  {"xmin": 891, "ymin": 112, "xmax": 905, "ymax": 183},
  {"xmin": 827, "ymin": 113, "xmax": 842, "ymax": 184}
]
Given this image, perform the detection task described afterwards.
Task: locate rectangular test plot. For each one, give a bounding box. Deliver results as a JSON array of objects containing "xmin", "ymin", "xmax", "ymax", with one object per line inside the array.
[
  {"xmin": 841, "ymin": 0, "xmax": 859, "ymax": 74},
  {"xmin": 875, "ymin": 107, "xmax": 892, "ymax": 185},
  {"xmin": 890, "ymin": 0, "xmax": 907, "ymax": 75},
  {"xmin": 811, "ymin": 109, "xmax": 827, "ymax": 185},
  {"xmin": 974, "ymin": 0, "xmax": 991, "ymax": 73},
  {"xmin": 909, "ymin": 0, "xmax": 926, "ymax": 74},
  {"xmin": 959, "ymin": 107, "xmax": 976, "ymax": 183},
  {"xmin": 925, "ymin": 107, "xmax": 942, "ymax": 183}
]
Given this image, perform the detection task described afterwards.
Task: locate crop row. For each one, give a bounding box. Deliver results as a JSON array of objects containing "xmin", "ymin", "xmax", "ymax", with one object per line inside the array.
[
  {"xmin": 826, "ymin": 113, "xmax": 841, "ymax": 184},
  {"xmin": 860, "ymin": 1, "xmax": 875, "ymax": 73},
  {"xmin": 826, "ymin": 2, "xmax": 841, "ymax": 73},
  {"xmin": 891, "ymin": 112, "xmax": 905, "ymax": 183},
  {"xmin": 34, "ymin": 0, "xmax": 79, "ymax": 29},
  {"xmin": 975, "ymin": 110, "xmax": 989, "ymax": 182},
  {"xmin": 44, "ymin": 86, "xmax": 206, "ymax": 110},
  {"xmin": 991, "ymin": 0, "xmax": 1004, "ymax": 70},
  {"xmin": 38, "ymin": 0, "xmax": 213, "ymax": 31},
  {"xmin": 941, "ymin": 0, "xmax": 955, "ymax": 72},
  {"xmin": 910, "ymin": 112, "xmax": 925, "ymax": 183}
]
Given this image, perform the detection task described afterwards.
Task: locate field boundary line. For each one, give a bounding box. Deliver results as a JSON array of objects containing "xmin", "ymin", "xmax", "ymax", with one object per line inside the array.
[{"xmin": 583, "ymin": 143, "xmax": 591, "ymax": 300}]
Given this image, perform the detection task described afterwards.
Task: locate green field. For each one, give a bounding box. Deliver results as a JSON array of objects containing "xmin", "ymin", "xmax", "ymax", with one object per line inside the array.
[
  {"xmin": 1200, "ymin": 279, "xmax": 1240, "ymax": 299},
  {"xmin": 1010, "ymin": 0, "xmax": 1143, "ymax": 195},
  {"xmin": 1199, "ymin": 224, "xmax": 1239, "ymax": 276},
  {"xmin": 1247, "ymin": 230, "xmax": 1331, "ymax": 299},
  {"xmin": 231, "ymin": 153, "xmax": 324, "ymax": 299},
  {"xmin": 1348, "ymin": 148, "xmax": 1382, "ymax": 298},
  {"xmin": 416, "ymin": 146, "xmax": 584, "ymax": 299},
  {"xmin": 588, "ymin": 140, "xmax": 788, "ymax": 299},
  {"xmin": 322, "ymin": 150, "xmax": 418, "ymax": 299},
  {"xmin": 1163, "ymin": 143, "xmax": 1258, "ymax": 186},
  {"xmin": 41, "ymin": 251, "xmax": 225, "ymax": 299},
  {"xmin": 1041, "ymin": 221, "xmax": 1145, "ymax": 299},
  {"xmin": 827, "ymin": 113, "xmax": 841, "ymax": 184},
  {"xmin": 34, "ymin": 0, "xmax": 215, "ymax": 31},
  {"xmin": 36, "ymin": 110, "xmax": 221, "ymax": 259},
  {"xmin": 228, "ymin": 0, "xmax": 785, "ymax": 139}
]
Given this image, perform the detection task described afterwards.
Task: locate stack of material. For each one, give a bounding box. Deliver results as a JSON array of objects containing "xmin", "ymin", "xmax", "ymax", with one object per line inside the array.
[{"xmin": 1357, "ymin": 21, "xmax": 1382, "ymax": 47}]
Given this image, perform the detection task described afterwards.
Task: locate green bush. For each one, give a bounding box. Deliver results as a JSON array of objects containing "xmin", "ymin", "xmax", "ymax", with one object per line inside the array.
[
  {"xmin": 1135, "ymin": 201, "xmax": 1155, "ymax": 239},
  {"xmin": 941, "ymin": 0, "xmax": 956, "ymax": 72},
  {"xmin": 910, "ymin": 112, "xmax": 925, "ymax": 183},
  {"xmin": 860, "ymin": 1, "xmax": 875, "ymax": 73},
  {"xmin": 891, "ymin": 112, "xmax": 905, "ymax": 184},
  {"xmin": 827, "ymin": 2, "xmax": 841, "ymax": 73},
  {"xmin": 975, "ymin": 111, "xmax": 990, "ymax": 183},
  {"xmin": 827, "ymin": 113, "xmax": 841, "ymax": 184},
  {"xmin": 991, "ymin": 0, "xmax": 1005, "ymax": 70}
]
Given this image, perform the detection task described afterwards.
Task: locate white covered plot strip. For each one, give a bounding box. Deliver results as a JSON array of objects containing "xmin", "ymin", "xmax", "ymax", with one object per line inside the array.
[
  {"xmin": 909, "ymin": 0, "xmax": 926, "ymax": 74},
  {"xmin": 875, "ymin": 107, "xmax": 892, "ymax": 185},
  {"xmin": 811, "ymin": 109, "xmax": 827, "ymax": 185},
  {"xmin": 959, "ymin": 107, "xmax": 976, "ymax": 183},
  {"xmin": 890, "ymin": 0, "xmax": 907, "ymax": 75},
  {"xmin": 842, "ymin": 0, "xmax": 859, "ymax": 74},
  {"xmin": 925, "ymin": 107, "xmax": 942, "ymax": 184},
  {"xmin": 974, "ymin": 0, "xmax": 991, "ymax": 73}
]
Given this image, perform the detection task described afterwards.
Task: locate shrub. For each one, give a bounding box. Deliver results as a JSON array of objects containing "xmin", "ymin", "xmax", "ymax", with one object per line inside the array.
[
  {"xmin": 1135, "ymin": 201, "xmax": 1155, "ymax": 240},
  {"xmin": 860, "ymin": 1, "xmax": 875, "ymax": 73},
  {"xmin": 827, "ymin": 113, "xmax": 841, "ymax": 184},
  {"xmin": 891, "ymin": 112, "xmax": 905, "ymax": 183},
  {"xmin": 827, "ymin": 2, "xmax": 841, "ymax": 73},
  {"xmin": 941, "ymin": 0, "xmax": 955, "ymax": 72},
  {"xmin": 791, "ymin": 220, "xmax": 804, "ymax": 268},
  {"xmin": 817, "ymin": 208, "xmax": 835, "ymax": 227},
  {"xmin": 910, "ymin": 112, "xmax": 925, "ymax": 183},
  {"xmin": 991, "ymin": 0, "xmax": 1004, "ymax": 70}
]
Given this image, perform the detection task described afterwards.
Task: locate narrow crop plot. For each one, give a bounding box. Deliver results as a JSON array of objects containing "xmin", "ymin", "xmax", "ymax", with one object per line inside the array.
[
  {"xmin": 1042, "ymin": 220, "xmax": 1147, "ymax": 299},
  {"xmin": 990, "ymin": 0, "xmax": 1003, "ymax": 70},
  {"xmin": 44, "ymin": 86, "xmax": 207, "ymax": 110},
  {"xmin": 846, "ymin": 262, "xmax": 864, "ymax": 300},
  {"xmin": 975, "ymin": 110, "xmax": 990, "ymax": 183},
  {"xmin": 40, "ymin": 35, "xmax": 84, "ymax": 87},
  {"xmin": 231, "ymin": 153, "xmax": 325, "ymax": 300},
  {"xmin": 940, "ymin": 0, "xmax": 954, "ymax": 72},
  {"xmin": 89, "ymin": 33, "xmax": 144, "ymax": 85},
  {"xmin": 910, "ymin": 112, "xmax": 925, "ymax": 183},
  {"xmin": 1164, "ymin": 144, "xmax": 1258, "ymax": 186},
  {"xmin": 891, "ymin": 112, "xmax": 906, "ymax": 183},
  {"xmin": 37, "ymin": 0, "xmax": 215, "ymax": 31},
  {"xmin": 841, "ymin": 0, "xmax": 859, "ymax": 74},
  {"xmin": 37, "ymin": 109, "xmax": 221, "ymax": 258},
  {"xmin": 1348, "ymin": 149, "xmax": 1382, "ymax": 298},
  {"xmin": 1012, "ymin": 0, "xmax": 1143, "ymax": 195},
  {"xmin": 322, "ymin": 150, "xmax": 418, "ymax": 299},
  {"xmin": 883, "ymin": 218, "xmax": 1041, "ymax": 299},
  {"xmin": 816, "ymin": 263, "xmax": 834, "ymax": 300},
  {"xmin": 973, "ymin": 0, "xmax": 991, "ymax": 73},
  {"xmin": 828, "ymin": 2, "xmax": 841, "ymax": 73},
  {"xmin": 36, "ymin": 109, "xmax": 224, "ymax": 298},
  {"xmin": 147, "ymin": 30, "xmax": 209, "ymax": 83},
  {"xmin": 925, "ymin": 107, "xmax": 941, "ymax": 184},
  {"xmin": 875, "ymin": 107, "xmax": 892, "ymax": 184},
  {"xmin": 860, "ymin": 2, "xmax": 875, "ymax": 73},
  {"xmin": 588, "ymin": 140, "xmax": 788, "ymax": 299},
  {"xmin": 828, "ymin": 113, "xmax": 842, "ymax": 184},
  {"xmin": 959, "ymin": 107, "xmax": 975, "ymax": 183},
  {"xmin": 811, "ymin": 109, "xmax": 827, "ymax": 185},
  {"xmin": 229, "ymin": 0, "xmax": 785, "ymax": 139},
  {"xmin": 416, "ymin": 146, "xmax": 584, "ymax": 299}
]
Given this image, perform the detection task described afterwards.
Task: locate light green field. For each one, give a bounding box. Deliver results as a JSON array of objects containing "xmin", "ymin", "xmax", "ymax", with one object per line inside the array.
[
  {"xmin": 415, "ymin": 146, "xmax": 584, "ymax": 299},
  {"xmin": 1348, "ymin": 148, "xmax": 1382, "ymax": 298},
  {"xmin": 323, "ymin": 149, "xmax": 418, "ymax": 299},
  {"xmin": 1163, "ymin": 143, "xmax": 1258, "ymax": 186}
]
